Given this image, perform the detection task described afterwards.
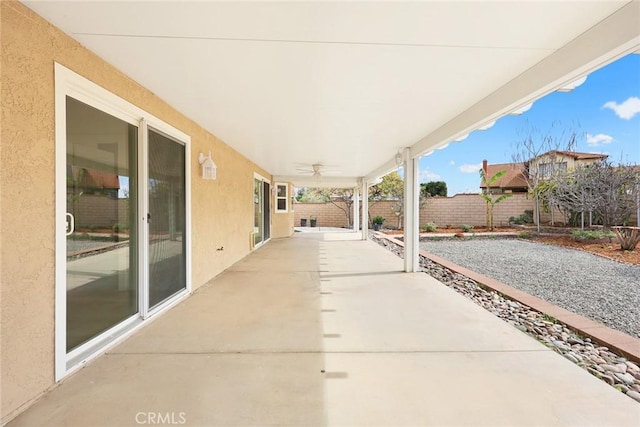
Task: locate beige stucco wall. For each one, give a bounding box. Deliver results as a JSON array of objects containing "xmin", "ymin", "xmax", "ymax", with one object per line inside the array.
[
  {"xmin": 529, "ymin": 153, "xmax": 604, "ymax": 178},
  {"xmin": 0, "ymin": 1, "xmax": 275, "ymax": 421},
  {"xmin": 271, "ymin": 182, "xmax": 295, "ymax": 238}
]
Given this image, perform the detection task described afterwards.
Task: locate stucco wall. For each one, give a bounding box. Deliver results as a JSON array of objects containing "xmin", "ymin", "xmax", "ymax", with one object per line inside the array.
[{"xmin": 0, "ymin": 1, "xmax": 274, "ymax": 421}]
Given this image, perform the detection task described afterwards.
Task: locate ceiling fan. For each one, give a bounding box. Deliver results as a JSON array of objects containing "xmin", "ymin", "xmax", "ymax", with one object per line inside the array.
[{"xmin": 294, "ymin": 163, "xmax": 341, "ymax": 182}]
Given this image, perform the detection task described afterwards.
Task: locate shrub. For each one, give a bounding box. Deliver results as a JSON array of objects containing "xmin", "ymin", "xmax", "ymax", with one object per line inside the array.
[
  {"xmin": 460, "ymin": 224, "xmax": 474, "ymax": 232},
  {"xmin": 112, "ymin": 223, "xmax": 129, "ymax": 233},
  {"xmin": 570, "ymin": 229, "xmax": 615, "ymax": 241},
  {"xmin": 523, "ymin": 210, "xmax": 534, "ymax": 222},
  {"xmin": 510, "ymin": 210, "xmax": 534, "ymax": 225},
  {"xmin": 612, "ymin": 227, "xmax": 640, "ymax": 251},
  {"xmin": 371, "ymin": 216, "xmax": 385, "ymax": 225},
  {"xmin": 421, "ymin": 222, "xmax": 437, "ymax": 232}
]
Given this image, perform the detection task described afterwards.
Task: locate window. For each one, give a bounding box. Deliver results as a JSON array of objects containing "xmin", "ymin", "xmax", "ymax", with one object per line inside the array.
[
  {"xmin": 538, "ymin": 161, "xmax": 567, "ymax": 179},
  {"xmin": 275, "ymin": 183, "xmax": 288, "ymax": 213}
]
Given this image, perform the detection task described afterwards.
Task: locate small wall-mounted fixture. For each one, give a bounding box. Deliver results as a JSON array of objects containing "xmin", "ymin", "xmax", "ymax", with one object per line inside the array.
[
  {"xmin": 198, "ymin": 151, "xmax": 217, "ymax": 180},
  {"xmin": 394, "ymin": 151, "xmax": 404, "ymax": 167}
]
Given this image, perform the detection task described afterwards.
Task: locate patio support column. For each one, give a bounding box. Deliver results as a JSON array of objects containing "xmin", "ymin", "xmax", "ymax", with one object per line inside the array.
[
  {"xmin": 353, "ymin": 187, "xmax": 360, "ymax": 232},
  {"xmin": 403, "ymin": 149, "xmax": 419, "ymax": 272},
  {"xmin": 361, "ymin": 178, "xmax": 369, "ymax": 240}
]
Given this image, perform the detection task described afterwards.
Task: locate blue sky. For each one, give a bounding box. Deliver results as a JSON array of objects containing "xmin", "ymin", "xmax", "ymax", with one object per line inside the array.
[{"xmin": 419, "ymin": 53, "xmax": 640, "ymax": 195}]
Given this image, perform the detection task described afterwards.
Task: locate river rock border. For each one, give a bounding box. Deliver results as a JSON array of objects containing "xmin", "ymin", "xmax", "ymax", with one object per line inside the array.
[{"xmin": 370, "ymin": 233, "xmax": 640, "ymax": 403}]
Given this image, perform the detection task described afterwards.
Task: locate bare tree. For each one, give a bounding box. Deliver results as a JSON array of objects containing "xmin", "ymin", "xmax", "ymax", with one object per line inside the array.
[
  {"xmin": 301, "ymin": 187, "xmax": 355, "ymax": 228},
  {"xmin": 327, "ymin": 188, "xmax": 355, "ymax": 228},
  {"xmin": 546, "ymin": 167, "xmax": 597, "ymax": 230},
  {"xmin": 511, "ymin": 120, "xmax": 581, "ymax": 232},
  {"xmin": 552, "ymin": 161, "xmax": 639, "ymax": 230}
]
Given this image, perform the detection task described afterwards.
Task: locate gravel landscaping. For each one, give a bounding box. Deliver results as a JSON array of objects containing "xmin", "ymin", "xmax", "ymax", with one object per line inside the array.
[{"xmin": 419, "ymin": 238, "xmax": 640, "ymax": 339}]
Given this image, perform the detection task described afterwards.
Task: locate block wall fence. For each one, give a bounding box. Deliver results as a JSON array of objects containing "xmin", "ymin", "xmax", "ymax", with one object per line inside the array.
[{"xmin": 293, "ymin": 193, "xmax": 568, "ymax": 229}]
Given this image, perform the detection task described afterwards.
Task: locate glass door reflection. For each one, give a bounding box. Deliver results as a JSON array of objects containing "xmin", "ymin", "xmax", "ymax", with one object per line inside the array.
[
  {"xmin": 65, "ymin": 97, "xmax": 138, "ymax": 352},
  {"xmin": 254, "ymin": 179, "xmax": 263, "ymax": 247}
]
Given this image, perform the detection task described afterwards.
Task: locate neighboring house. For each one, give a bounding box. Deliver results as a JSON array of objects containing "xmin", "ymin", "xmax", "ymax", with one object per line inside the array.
[
  {"xmin": 481, "ymin": 151, "xmax": 609, "ymax": 192},
  {"xmin": 480, "ymin": 160, "xmax": 528, "ymax": 194},
  {"xmin": 526, "ymin": 150, "xmax": 609, "ymax": 180},
  {"xmin": 68, "ymin": 166, "xmax": 120, "ymax": 198}
]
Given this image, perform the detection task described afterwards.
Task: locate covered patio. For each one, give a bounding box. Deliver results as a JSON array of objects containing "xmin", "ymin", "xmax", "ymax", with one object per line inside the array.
[
  {"xmin": 20, "ymin": 2, "xmax": 640, "ymax": 275},
  {"xmin": 3, "ymin": 1, "xmax": 640, "ymax": 424},
  {"xmin": 9, "ymin": 231, "xmax": 638, "ymax": 426}
]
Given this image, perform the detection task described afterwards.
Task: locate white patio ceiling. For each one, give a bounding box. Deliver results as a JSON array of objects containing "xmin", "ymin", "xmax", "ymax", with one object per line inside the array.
[{"xmin": 24, "ymin": 1, "xmax": 640, "ymax": 187}]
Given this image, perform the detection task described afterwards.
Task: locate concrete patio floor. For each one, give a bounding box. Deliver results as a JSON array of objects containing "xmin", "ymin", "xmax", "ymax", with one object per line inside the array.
[{"xmin": 9, "ymin": 232, "xmax": 640, "ymax": 426}]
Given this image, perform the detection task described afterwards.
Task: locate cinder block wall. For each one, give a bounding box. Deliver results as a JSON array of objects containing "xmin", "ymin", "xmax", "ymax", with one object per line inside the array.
[
  {"xmin": 293, "ymin": 193, "xmax": 540, "ymax": 228},
  {"xmin": 423, "ymin": 194, "xmax": 534, "ymax": 227},
  {"xmin": 66, "ymin": 195, "xmax": 129, "ymax": 229},
  {"xmin": 293, "ymin": 202, "xmax": 352, "ymax": 227}
]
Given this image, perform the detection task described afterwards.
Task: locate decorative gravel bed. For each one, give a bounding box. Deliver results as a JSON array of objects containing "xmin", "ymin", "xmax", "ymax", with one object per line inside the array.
[
  {"xmin": 419, "ymin": 238, "xmax": 640, "ymax": 339},
  {"xmin": 371, "ymin": 234, "xmax": 640, "ymax": 403}
]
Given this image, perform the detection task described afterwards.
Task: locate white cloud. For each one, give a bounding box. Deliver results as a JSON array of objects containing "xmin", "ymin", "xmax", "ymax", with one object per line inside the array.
[
  {"xmin": 602, "ymin": 96, "xmax": 640, "ymax": 120},
  {"xmin": 458, "ymin": 163, "xmax": 483, "ymax": 174},
  {"xmin": 419, "ymin": 168, "xmax": 440, "ymax": 182},
  {"xmin": 586, "ymin": 133, "xmax": 614, "ymax": 146},
  {"xmin": 449, "ymin": 160, "xmax": 455, "ymax": 166}
]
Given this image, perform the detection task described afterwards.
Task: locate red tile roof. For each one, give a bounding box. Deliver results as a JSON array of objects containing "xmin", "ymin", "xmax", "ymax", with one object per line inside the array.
[
  {"xmin": 480, "ymin": 162, "xmax": 528, "ymax": 190},
  {"xmin": 71, "ymin": 166, "xmax": 120, "ymax": 189}
]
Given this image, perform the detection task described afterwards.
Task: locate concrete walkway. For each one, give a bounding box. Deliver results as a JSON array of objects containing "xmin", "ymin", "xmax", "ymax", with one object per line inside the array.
[{"xmin": 9, "ymin": 232, "xmax": 639, "ymax": 426}]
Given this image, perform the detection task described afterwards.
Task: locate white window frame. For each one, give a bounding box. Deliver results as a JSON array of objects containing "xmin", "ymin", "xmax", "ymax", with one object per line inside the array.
[
  {"xmin": 275, "ymin": 182, "xmax": 289, "ymax": 213},
  {"xmin": 54, "ymin": 63, "xmax": 192, "ymax": 380},
  {"xmin": 253, "ymin": 173, "xmax": 271, "ymax": 249}
]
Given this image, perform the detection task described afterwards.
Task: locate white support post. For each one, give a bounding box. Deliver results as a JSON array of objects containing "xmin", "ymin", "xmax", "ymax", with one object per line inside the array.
[
  {"xmin": 361, "ymin": 178, "xmax": 369, "ymax": 240},
  {"xmin": 403, "ymin": 149, "xmax": 420, "ymax": 272},
  {"xmin": 353, "ymin": 187, "xmax": 360, "ymax": 232}
]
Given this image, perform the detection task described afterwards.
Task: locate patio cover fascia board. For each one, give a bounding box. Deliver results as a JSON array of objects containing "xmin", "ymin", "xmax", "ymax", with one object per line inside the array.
[
  {"xmin": 273, "ymin": 175, "xmax": 360, "ymax": 189},
  {"xmin": 364, "ymin": 0, "xmax": 640, "ymax": 184}
]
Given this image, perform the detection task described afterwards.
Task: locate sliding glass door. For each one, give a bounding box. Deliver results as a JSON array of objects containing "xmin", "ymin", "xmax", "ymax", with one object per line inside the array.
[
  {"xmin": 65, "ymin": 97, "xmax": 139, "ymax": 352},
  {"xmin": 254, "ymin": 179, "xmax": 263, "ymax": 247},
  {"xmin": 263, "ymin": 182, "xmax": 271, "ymax": 241},
  {"xmin": 148, "ymin": 129, "xmax": 187, "ymax": 309},
  {"xmin": 58, "ymin": 69, "xmax": 190, "ymax": 378},
  {"xmin": 253, "ymin": 177, "xmax": 271, "ymax": 247}
]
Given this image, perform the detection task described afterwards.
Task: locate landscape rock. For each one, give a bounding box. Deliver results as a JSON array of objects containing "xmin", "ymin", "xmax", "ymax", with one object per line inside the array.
[
  {"xmin": 614, "ymin": 372, "xmax": 636, "ymax": 386},
  {"xmin": 615, "ymin": 363, "xmax": 628, "ymax": 373},
  {"xmin": 602, "ymin": 364, "xmax": 622, "ymax": 374},
  {"xmin": 625, "ymin": 361, "xmax": 640, "ymax": 372}
]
